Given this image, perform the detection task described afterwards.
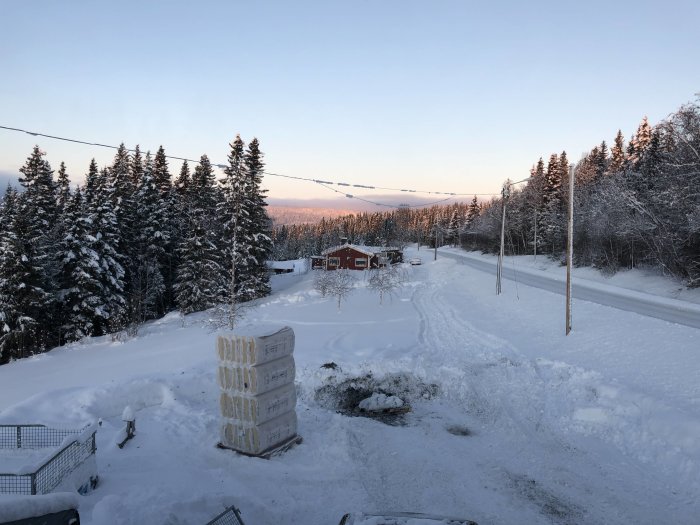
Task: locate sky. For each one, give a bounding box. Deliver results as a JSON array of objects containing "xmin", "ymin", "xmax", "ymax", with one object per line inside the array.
[{"xmin": 1, "ymin": 0, "xmax": 699, "ymax": 207}]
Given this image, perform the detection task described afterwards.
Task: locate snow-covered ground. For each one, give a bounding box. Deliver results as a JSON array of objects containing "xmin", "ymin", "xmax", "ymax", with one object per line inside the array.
[{"xmin": 1, "ymin": 248, "xmax": 699, "ymax": 524}]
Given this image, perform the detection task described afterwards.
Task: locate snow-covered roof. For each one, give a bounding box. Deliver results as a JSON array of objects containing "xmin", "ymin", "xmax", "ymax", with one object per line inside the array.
[{"xmin": 321, "ymin": 244, "xmax": 401, "ymax": 256}]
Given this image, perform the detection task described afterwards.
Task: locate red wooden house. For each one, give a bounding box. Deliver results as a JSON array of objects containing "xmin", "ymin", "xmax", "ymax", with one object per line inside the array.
[{"xmin": 312, "ymin": 243, "xmax": 403, "ymax": 270}]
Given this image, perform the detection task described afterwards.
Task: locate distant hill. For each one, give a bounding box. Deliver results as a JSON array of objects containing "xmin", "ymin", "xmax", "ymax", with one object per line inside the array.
[
  {"xmin": 266, "ymin": 195, "xmax": 470, "ymax": 226},
  {"xmin": 267, "ymin": 205, "xmax": 357, "ymax": 225}
]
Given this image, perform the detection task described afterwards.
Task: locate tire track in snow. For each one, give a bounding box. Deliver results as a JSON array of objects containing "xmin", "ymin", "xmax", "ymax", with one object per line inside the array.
[{"xmin": 408, "ymin": 258, "xmax": 700, "ymax": 523}]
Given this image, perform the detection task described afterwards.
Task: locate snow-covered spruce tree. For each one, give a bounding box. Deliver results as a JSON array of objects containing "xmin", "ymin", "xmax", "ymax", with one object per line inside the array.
[
  {"xmin": 541, "ymin": 152, "xmax": 566, "ymax": 255},
  {"xmin": 174, "ymin": 155, "xmax": 226, "ymax": 315},
  {"xmin": 216, "ymin": 135, "xmax": 249, "ymax": 328},
  {"xmin": 609, "ymin": 130, "xmax": 626, "ymax": 175},
  {"xmin": 152, "ymin": 146, "xmax": 176, "ymax": 312},
  {"xmin": 627, "ymin": 116, "xmax": 653, "ymax": 170},
  {"xmin": 0, "ymin": 186, "xmax": 32, "ymax": 362},
  {"xmin": 242, "ymin": 138, "xmax": 273, "ymax": 301},
  {"xmin": 0, "ymin": 199, "xmax": 50, "ymax": 359},
  {"xmin": 595, "ymin": 141, "xmax": 609, "ymax": 179},
  {"xmin": 56, "ymin": 161, "xmax": 71, "ymax": 213},
  {"xmin": 86, "ymin": 167, "xmax": 127, "ymax": 335},
  {"xmin": 51, "ymin": 160, "xmax": 73, "ymax": 337},
  {"xmin": 11, "ymin": 146, "xmax": 61, "ymax": 353},
  {"xmin": 56, "ymin": 188, "xmax": 103, "ymax": 343},
  {"xmin": 108, "ymin": 143, "xmax": 137, "ymax": 329},
  {"xmin": 132, "ymin": 152, "xmax": 167, "ymax": 323},
  {"xmin": 170, "ymin": 160, "xmax": 191, "ymax": 301},
  {"xmin": 84, "ymin": 158, "xmax": 100, "ymax": 207}
]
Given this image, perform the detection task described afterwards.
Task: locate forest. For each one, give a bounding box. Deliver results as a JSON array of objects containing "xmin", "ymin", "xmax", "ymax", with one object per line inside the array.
[
  {"xmin": 273, "ymin": 98, "xmax": 700, "ymax": 287},
  {"xmin": 0, "ymin": 136, "xmax": 272, "ymax": 363}
]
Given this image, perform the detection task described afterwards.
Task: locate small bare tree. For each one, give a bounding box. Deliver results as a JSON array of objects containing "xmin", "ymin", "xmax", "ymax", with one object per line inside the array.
[
  {"xmin": 327, "ymin": 269, "xmax": 356, "ymax": 310},
  {"xmin": 314, "ymin": 269, "xmax": 334, "ymax": 297},
  {"xmin": 368, "ymin": 264, "xmax": 405, "ymax": 304}
]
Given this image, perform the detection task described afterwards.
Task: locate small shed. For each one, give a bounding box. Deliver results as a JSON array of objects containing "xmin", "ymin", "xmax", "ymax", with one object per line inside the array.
[{"xmin": 320, "ymin": 243, "xmax": 403, "ymax": 270}]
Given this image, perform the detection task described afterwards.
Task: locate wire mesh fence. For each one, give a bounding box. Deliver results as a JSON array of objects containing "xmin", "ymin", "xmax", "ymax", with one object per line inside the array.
[
  {"xmin": 0, "ymin": 424, "xmax": 85, "ymax": 449},
  {"xmin": 0, "ymin": 424, "xmax": 96, "ymax": 495},
  {"xmin": 205, "ymin": 506, "xmax": 246, "ymax": 525}
]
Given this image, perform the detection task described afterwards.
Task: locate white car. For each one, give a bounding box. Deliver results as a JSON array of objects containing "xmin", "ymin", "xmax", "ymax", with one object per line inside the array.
[{"xmin": 409, "ymin": 257, "xmax": 422, "ymax": 265}]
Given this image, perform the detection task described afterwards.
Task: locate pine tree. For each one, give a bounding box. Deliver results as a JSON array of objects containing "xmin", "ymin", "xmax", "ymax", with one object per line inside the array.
[
  {"xmin": 132, "ymin": 152, "xmax": 167, "ymax": 322},
  {"xmin": 218, "ymin": 136, "xmax": 248, "ymax": 326},
  {"xmin": 108, "ymin": 144, "xmax": 137, "ymax": 328},
  {"xmin": 640, "ymin": 129, "xmax": 663, "ymax": 181},
  {"xmin": 609, "ymin": 130, "xmax": 626, "ymax": 175},
  {"xmin": 131, "ymin": 145, "xmax": 144, "ymax": 186},
  {"xmin": 0, "ymin": 192, "xmax": 50, "ymax": 359},
  {"xmin": 57, "ymin": 188, "xmax": 104, "ymax": 342},
  {"xmin": 174, "ymin": 155, "xmax": 226, "ymax": 315},
  {"xmin": 84, "ymin": 159, "xmax": 100, "ymax": 207},
  {"xmin": 13, "ymin": 147, "xmax": 59, "ymax": 352},
  {"xmin": 86, "ymin": 167, "xmax": 126, "ymax": 335},
  {"xmin": 542, "ymin": 153, "xmax": 561, "ymax": 209},
  {"xmin": 466, "ymin": 195, "xmax": 481, "ymax": 226},
  {"xmin": 628, "ymin": 116, "xmax": 653, "ymax": 169},
  {"xmin": 541, "ymin": 152, "xmax": 565, "ymax": 254},
  {"xmin": 595, "ymin": 141, "xmax": 608, "ymax": 178},
  {"xmin": 152, "ymin": 146, "xmax": 176, "ymax": 312},
  {"xmin": 153, "ymin": 146, "xmax": 172, "ymax": 195},
  {"xmin": 0, "ymin": 187, "xmax": 28, "ymax": 362},
  {"xmin": 56, "ymin": 162, "xmax": 71, "ymax": 212},
  {"xmin": 242, "ymin": 138, "xmax": 272, "ymax": 300},
  {"xmin": 170, "ymin": 161, "xmax": 191, "ymax": 303}
]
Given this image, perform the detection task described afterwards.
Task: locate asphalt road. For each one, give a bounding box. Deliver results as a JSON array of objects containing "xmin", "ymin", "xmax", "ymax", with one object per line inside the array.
[{"xmin": 439, "ymin": 250, "xmax": 700, "ymax": 329}]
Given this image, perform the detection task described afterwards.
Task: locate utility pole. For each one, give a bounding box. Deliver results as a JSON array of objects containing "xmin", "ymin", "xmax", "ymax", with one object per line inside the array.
[
  {"xmin": 566, "ymin": 164, "xmax": 575, "ymax": 335},
  {"xmin": 497, "ymin": 180, "xmax": 511, "ymax": 295},
  {"xmin": 434, "ymin": 225, "xmax": 438, "ymax": 261}
]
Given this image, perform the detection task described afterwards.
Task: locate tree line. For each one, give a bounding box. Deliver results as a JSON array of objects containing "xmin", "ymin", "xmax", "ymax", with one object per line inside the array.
[
  {"xmin": 469, "ymin": 98, "xmax": 699, "ymax": 286},
  {"xmin": 273, "ymin": 97, "xmax": 699, "ymax": 286},
  {"xmin": 0, "ymin": 136, "xmax": 272, "ymax": 364}
]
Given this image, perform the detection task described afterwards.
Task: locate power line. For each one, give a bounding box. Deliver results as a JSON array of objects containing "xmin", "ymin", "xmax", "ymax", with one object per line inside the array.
[
  {"xmin": 315, "ymin": 183, "xmax": 454, "ymax": 209},
  {"xmin": 0, "ymin": 124, "xmax": 513, "ymax": 203}
]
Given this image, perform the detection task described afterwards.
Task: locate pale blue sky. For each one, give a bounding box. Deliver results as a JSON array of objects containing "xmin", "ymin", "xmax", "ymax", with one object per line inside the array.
[{"xmin": 1, "ymin": 0, "xmax": 699, "ymax": 205}]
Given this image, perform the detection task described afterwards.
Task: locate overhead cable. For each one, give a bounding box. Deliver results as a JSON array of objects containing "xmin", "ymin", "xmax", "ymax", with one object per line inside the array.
[{"xmin": 1, "ymin": 124, "xmax": 509, "ymax": 201}]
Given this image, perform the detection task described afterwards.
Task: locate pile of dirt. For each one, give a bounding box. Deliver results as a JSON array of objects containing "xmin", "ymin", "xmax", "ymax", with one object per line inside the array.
[{"xmin": 314, "ymin": 368, "xmax": 439, "ymax": 425}]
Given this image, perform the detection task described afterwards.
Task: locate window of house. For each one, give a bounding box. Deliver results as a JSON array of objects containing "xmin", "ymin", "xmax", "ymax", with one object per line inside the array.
[
  {"xmin": 355, "ymin": 258, "xmax": 367, "ymax": 267},
  {"xmin": 328, "ymin": 257, "xmax": 340, "ymax": 266}
]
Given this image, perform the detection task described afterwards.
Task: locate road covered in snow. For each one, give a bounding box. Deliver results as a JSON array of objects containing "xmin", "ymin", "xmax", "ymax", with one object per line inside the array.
[
  {"xmin": 439, "ymin": 248, "xmax": 700, "ymax": 328},
  {"xmin": 1, "ymin": 249, "xmax": 698, "ymax": 524}
]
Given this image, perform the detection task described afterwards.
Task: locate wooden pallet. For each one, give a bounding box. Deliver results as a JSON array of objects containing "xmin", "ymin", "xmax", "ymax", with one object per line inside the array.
[{"xmin": 216, "ymin": 434, "xmax": 303, "ymax": 460}]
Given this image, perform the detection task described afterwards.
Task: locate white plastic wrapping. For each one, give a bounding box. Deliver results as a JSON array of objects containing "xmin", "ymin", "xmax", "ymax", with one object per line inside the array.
[
  {"xmin": 220, "ymin": 411, "xmax": 298, "ymax": 455},
  {"xmin": 217, "ymin": 355, "xmax": 295, "ymax": 396},
  {"xmin": 219, "ymin": 383, "xmax": 297, "ymax": 425},
  {"xmin": 217, "ymin": 326, "xmax": 295, "ymax": 366}
]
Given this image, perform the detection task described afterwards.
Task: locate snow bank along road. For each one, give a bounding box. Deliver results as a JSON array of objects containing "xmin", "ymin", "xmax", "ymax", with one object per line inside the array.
[{"xmin": 439, "ymin": 249, "xmax": 700, "ymax": 329}]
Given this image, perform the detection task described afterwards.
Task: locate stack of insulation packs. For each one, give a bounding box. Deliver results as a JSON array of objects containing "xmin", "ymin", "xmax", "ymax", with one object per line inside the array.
[{"xmin": 217, "ymin": 326, "xmax": 298, "ymax": 455}]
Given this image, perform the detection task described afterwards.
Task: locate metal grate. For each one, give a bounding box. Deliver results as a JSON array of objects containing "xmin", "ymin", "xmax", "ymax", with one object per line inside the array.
[
  {"xmin": 205, "ymin": 506, "xmax": 246, "ymax": 525},
  {"xmin": 0, "ymin": 425, "xmax": 96, "ymax": 495}
]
